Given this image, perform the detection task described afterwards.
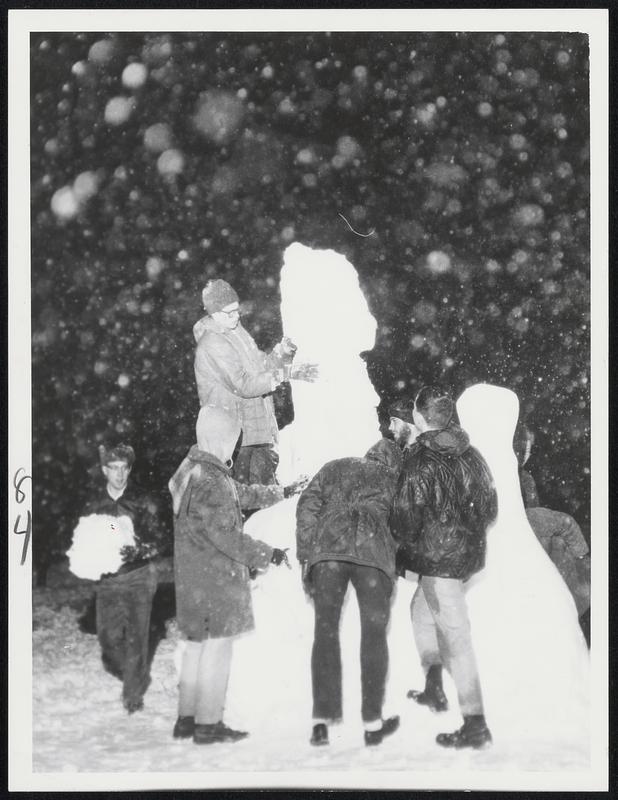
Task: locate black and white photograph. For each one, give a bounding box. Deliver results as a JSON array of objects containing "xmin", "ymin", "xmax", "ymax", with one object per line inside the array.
[{"xmin": 8, "ymin": 7, "xmax": 608, "ymax": 792}]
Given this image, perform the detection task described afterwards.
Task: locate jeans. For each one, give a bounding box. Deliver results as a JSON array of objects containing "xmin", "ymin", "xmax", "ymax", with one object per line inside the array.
[
  {"xmin": 96, "ymin": 563, "xmax": 158, "ymax": 706},
  {"xmin": 178, "ymin": 637, "xmax": 234, "ymax": 724},
  {"xmin": 411, "ymin": 575, "xmax": 484, "ymax": 716},
  {"xmin": 311, "ymin": 560, "xmax": 393, "ymax": 723},
  {"xmin": 232, "ymin": 444, "xmax": 279, "ymax": 485}
]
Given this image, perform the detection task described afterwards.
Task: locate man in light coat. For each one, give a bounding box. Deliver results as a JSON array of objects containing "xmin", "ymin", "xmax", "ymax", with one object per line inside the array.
[{"xmin": 193, "ymin": 279, "xmax": 317, "ymax": 486}]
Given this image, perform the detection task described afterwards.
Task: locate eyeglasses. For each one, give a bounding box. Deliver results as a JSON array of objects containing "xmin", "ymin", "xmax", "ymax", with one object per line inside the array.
[{"xmin": 220, "ymin": 308, "xmax": 241, "ymax": 317}]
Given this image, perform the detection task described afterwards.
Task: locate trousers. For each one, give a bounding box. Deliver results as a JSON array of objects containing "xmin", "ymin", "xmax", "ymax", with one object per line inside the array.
[
  {"xmin": 96, "ymin": 562, "xmax": 158, "ymax": 706},
  {"xmin": 178, "ymin": 637, "xmax": 234, "ymax": 724},
  {"xmin": 411, "ymin": 575, "xmax": 484, "ymax": 716},
  {"xmin": 232, "ymin": 443, "xmax": 279, "ymax": 485},
  {"xmin": 311, "ymin": 560, "xmax": 393, "ymax": 723}
]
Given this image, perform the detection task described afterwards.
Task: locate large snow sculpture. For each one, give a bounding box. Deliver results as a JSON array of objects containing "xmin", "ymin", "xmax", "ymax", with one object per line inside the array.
[
  {"xmin": 225, "ymin": 243, "xmax": 417, "ymax": 741},
  {"xmin": 457, "ymin": 384, "xmax": 590, "ymax": 749}
]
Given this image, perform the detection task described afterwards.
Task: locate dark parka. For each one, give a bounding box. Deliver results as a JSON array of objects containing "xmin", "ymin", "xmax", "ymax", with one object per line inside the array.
[
  {"xmin": 172, "ymin": 446, "xmax": 284, "ymax": 640},
  {"xmin": 391, "ymin": 423, "xmax": 497, "ymax": 580},
  {"xmin": 295, "ymin": 438, "xmax": 403, "ymax": 580}
]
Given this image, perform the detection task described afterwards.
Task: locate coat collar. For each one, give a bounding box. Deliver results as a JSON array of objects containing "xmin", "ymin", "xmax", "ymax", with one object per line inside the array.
[{"xmin": 187, "ymin": 444, "xmax": 232, "ymax": 474}]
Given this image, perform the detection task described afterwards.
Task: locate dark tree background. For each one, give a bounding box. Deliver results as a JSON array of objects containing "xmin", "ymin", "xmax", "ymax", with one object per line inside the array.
[{"xmin": 30, "ymin": 32, "xmax": 590, "ymax": 583}]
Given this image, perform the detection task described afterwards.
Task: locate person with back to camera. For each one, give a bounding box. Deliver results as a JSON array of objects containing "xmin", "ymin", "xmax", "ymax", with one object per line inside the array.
[
  {"xmin": 295, "ymin": 437, "xmax": 403, "ymax": 748},
  {"xmin": 193, "ymin": 278, "xmax": 318, "ymax": 486},
  {"xmin": 168, "ymin": 405, "xmax": 307, "ymax": 745},
  {"xmin": 391, "ymin": 385, "xmax": 498, "ymax": 750}
]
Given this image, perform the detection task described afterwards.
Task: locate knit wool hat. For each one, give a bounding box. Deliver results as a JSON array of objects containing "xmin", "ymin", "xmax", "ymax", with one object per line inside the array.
[
  {"xmin": 202, "ymin": 279, "xmax": 239, "ymax": 314},
  {"xmin": 99, "ymin": 443, "xmax": 135, "ymax": 467}
]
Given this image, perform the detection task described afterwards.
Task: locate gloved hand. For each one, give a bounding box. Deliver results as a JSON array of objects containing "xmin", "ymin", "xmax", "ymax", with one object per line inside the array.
[
  {"xmin": 283, "ymin": 475, "xmax": 310, "ymax": 497},
  {"xmin": 279, "ymin": 336, "xmax": 298, "ymax": 359},
  {"xmin": 290, "ymin": 362, "xmax": 319, "ymax": 383},
  {"xmin": 271, "ymin": 547, "xmax": 291, "ymax": 567}
]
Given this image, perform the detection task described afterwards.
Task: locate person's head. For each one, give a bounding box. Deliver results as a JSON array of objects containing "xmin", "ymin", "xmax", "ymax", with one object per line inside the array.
[
  {"xmin": 513, "ymin": 421, "xmax": 535, "ymax": 467},
  {"xmin": 202, "ymin": 279, "xmax": 241, "ymax": 331},
  {"xmin": 196, "ymin": 406, "xmax": 241, "ymax": 464},
  {"xmin": 388, "ymin": 398, "xmax": 418, "ymax": 447},
  {"xmin": 99, "ymin": 444, "xmax": 135, "ymax": 493},
  {"xmin": 413, "ymin": 385, "xmax": 455, "ymax": 432}
]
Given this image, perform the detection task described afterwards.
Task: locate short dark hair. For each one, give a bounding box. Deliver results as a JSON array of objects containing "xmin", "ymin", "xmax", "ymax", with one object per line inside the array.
[
  {"xmin": 388, "ymin": 397, "xmax": 416, "ymax": 424},
  {"xmin": 414, "ymin": 384, "xmax": 454, "ymax": 429}
]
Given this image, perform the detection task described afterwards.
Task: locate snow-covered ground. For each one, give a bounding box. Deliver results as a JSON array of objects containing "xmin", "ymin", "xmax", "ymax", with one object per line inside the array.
[{"xmin": 33, "ymin": 565, "xmax": 590, "ymax": 785}]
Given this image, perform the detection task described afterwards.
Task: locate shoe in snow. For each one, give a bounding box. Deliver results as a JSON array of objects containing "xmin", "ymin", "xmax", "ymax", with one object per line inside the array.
[
  {"xmin": 193, "ymin": 721, "xmax": 248, "ymax": 744},
  {"xmin": 124, "ymin": 698, "xmax": 144, "ymax": 714},
  {"xmin": 407, "ymin": 686, "xmax": 448, "ymax": 712},
  {"xmin": 364, "ymin": 715, "xmax": 400, "ymax": 746},
  {"xmin": 436, "ymin": 715, "xmax": 492, "ymax": 750},
  {"xmin": 173, "ymin": 715, "xmax": 195, "ymax": 739},
  {"xmin": 310, "ymin": 723, "xmax": 329, "ymax": 746}
]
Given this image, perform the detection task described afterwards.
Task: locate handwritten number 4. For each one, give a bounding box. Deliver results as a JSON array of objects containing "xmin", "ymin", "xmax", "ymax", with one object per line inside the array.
[{"xmin": 14, "ymin": 510, "xmax": 31, "ymax": 566}]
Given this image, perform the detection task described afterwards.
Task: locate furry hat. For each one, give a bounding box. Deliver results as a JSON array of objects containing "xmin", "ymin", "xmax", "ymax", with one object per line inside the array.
[
  {"xmin": 201, "ymin": 279, "xmax": 239, "ymax": 314},
  {"xmin": 99, "ymin": 443, "xmax": 135, "ymax": 467}
]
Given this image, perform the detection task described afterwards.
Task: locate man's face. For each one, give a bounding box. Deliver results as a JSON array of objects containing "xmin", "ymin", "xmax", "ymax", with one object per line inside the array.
[
  {"xmin": 102, "ymin": 460, "xmax": 131, "ymax": 492},
  {"xmin": 213, "ymin": 301, "xmax": 241, "ymax": 331},
  {"xmin": 389, "ymin": 416, "xmax": 409, "ymax": 445}
]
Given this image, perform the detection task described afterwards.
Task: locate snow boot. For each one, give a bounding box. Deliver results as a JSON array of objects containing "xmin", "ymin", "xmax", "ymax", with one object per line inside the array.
[
  {"xmin": 436, "ymin": 715, "xmax": 492, "ymax": 750},
  {"xmin": 310, "ymin": 723, "xmax": 329, "ymax": 746},
  {"xmin": 407, "ymin": 665, "xmax": 448, "ymax": 712},
  {"xmin": 172, "ymin": 715, "xmax": 195, "ymax": 739},
  {"xmin": 364, "ymin": 715, "xmax": 400, "ymax": 746},
  {"xmin": 193, "ymin": 721, "xmax": 249, "ymax": 745}
]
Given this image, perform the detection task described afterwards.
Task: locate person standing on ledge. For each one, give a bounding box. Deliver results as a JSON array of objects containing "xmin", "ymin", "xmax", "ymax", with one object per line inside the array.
[{"xmin": 193, "ymin": 278, "xmax": 317, "ymax": 486}]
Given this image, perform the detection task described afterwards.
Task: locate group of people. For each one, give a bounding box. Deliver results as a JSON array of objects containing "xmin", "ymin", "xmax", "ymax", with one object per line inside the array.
[{"xmin": 72, "ymin": 276, "xmax": 591, "ymax": 751}]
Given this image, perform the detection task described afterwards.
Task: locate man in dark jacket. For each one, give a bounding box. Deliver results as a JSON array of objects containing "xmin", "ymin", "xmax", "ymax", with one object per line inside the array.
[
  {"xmin": 77, "ymin": 444, "xmax": 171, "ymax": 713},
  {"xmin": 296, "ymin": 438, "xmax": 403, "ymax": 748},
  {"xmin": 391, "ymin": 385, "xmax": 497, "ymax": 750}
]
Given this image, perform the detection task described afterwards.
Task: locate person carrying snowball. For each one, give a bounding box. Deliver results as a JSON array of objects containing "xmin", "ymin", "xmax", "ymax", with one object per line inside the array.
[
  {"xmin": 169, "ymin": 405, "xmax": 307, "ymax": 745},
  {"xmin": 68, "ymin": 443, "xmax": 170, "ymax": 714}
]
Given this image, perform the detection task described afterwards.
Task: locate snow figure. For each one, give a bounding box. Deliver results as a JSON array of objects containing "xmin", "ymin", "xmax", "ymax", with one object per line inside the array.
[
  {"xmin": 67, "ymin": 513, "xmax": 136, "ymax": 581},
  {"xmin": 276, "ymin": 241, "xmax": 382, "ymax": 483},
  {"xmin": 456, "ymin": 384, "xmax": 590, "ymax": 753},
  {"xmin": 224, "ymin": 243, "xmax": 418, "ymax": 746}
]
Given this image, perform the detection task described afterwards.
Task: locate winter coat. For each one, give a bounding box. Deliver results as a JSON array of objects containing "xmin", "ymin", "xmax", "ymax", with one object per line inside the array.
[
  {"xmin": 80, "ymin": 482, "xmax": 170, "ymax": 574},
  {"xmin": 525, "ymin": 507, "xmax": 590, "ymax": 616},
  {"xmin": 171, "ymin": 445, "xmax": 283, "ymax": 640},
  {"xmin": 193, "ymin": 315, "xmax": 286, "ymax": 446},
  {"xmin": 391, "ymin": 423, "xmax": 498, "ymax": 580},
  {"xmin": 295, "ymin": 438, "xmax": 403, "ymax": 580}
]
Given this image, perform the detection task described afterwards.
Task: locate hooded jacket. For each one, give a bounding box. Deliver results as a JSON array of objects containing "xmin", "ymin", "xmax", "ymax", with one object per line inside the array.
[
  {"xmin": 295, "ymin": 438, "xmax": 403, "ymax": 580},
  {"xmin": 391, "ymin": 423, "xmax": 497, "ymax": 580},
  {"xmin": 193, "ymin": 315, "xmax": 287, "ymax": 446},
  {"xmin": 170, "ymin": 444, "xmax": 284, "ymax": 640}
]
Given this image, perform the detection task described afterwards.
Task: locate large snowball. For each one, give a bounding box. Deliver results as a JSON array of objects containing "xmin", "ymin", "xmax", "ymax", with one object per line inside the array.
[
  {"xmin": 67, "ymin": 514, "xmax": 136, "ymax": 581},
  {"xmin": 143, "ymin": 123, "xmax": 173, "ymax": 153},
  {"xmin": 157, "ymin": 148, "xmax": 184, "ymax": 176}
]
